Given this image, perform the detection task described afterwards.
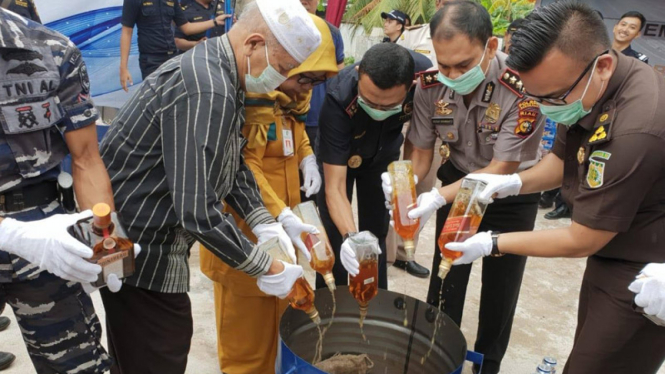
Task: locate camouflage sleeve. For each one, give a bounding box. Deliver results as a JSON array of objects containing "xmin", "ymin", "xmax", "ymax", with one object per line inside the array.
[{"xmin": 57, "ymin": 42, "xmax": 99, "ymax": 132}]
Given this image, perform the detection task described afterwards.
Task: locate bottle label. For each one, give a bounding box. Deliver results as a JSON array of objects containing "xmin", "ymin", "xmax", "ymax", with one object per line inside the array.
[
  {"xmin": 97, "ymin": 250, "xmax": 129, "ymax": 267},
  {"xmin": 442, "ymin": 215, "xmax": 472, "ymax": 234},
  {"xmin": 363, "ymin": 277, "xmax": 375, "ymax": 285}
]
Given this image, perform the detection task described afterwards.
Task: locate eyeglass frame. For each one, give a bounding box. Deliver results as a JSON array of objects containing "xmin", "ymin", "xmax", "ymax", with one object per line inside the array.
[
  {"xmin": 296, "ymin": 74, "xmax": 327, "ymax": 87},
  {"xmin": 525, "ymin": 50, "xmax": 609, "ymax": 106}
]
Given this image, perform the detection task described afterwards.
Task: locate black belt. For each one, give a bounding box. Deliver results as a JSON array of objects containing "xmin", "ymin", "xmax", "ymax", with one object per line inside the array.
[{"xmin": 0, "ymin": 181, "xmax": 59, "ymax": 213}]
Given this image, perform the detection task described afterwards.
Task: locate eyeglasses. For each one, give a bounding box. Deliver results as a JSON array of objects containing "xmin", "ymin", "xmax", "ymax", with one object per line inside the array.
[
  {"xmin": 525, "ymin": 50, "xmax": 609, "ymax": 106},
  {"xmin": 357, "ymin": 96, "xmax": 403, "ymax": 111},
  {"xmin": 297, "ymin": 74, "xmax": 326, "ymax": 87}
]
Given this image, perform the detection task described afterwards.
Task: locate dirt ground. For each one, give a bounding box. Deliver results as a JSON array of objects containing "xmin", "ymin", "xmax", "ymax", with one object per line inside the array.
[{"xmin": 1, "ymin": 208, "xmax": 663, "ymax": 373}]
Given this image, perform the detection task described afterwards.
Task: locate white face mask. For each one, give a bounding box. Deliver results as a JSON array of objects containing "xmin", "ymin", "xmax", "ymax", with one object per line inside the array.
[{"xmin": 245, "ymin": 45, "xmax": 287, "ymax": 94}]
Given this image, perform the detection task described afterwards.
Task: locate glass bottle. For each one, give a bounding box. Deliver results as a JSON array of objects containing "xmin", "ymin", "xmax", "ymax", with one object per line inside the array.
[
  {"xmin": 347, "ymin": 231, "xmax": 380, "ymax": 325},
  {"xmin": 293, "ymin": 201, "xmax": 336, "ymax": 291},
  {"xmin": 542, "ymin": 357, "xmax": 557, "ymax": 374},
  {"xmin": 261, "ymin": 237, "xmax": 321, "ymax": 324},
  {"xmin": 68, "ymin": 203, "xmax": 135, "ymax": 287},
  {"xmin": 387, "ymin": 161, "xmax": 420, "ymax": 260},
  {"xmin": 437, "ymin": 178, "xmax": 488, "ymax": 279}
]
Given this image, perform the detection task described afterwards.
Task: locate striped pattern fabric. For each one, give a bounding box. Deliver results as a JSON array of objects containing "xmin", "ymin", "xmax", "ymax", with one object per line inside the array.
[{"xmin": 100, "ymin": 36, "xmax": 274, "ymax": 293}]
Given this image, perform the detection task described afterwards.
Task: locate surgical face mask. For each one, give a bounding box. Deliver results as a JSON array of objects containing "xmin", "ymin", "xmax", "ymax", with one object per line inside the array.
[
  {"xmin": 539, "ymin": 58, "xmax": 602, "ymax": 127},
  {"xmin": 245, "ymin": 45, "xmax": 287, "ymax": 94},
  {"xmin": 358, "ymin": 97, "xmax": 402, "ymax": 121},
  {"xmin": 437, "ymin": 40, "xmax": 490, "ymax": 95}
]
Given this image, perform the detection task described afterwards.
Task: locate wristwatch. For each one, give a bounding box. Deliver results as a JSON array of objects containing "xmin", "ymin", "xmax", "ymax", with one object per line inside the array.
[
  {"xmin": 213, "ymin": 17, "xmax": 219, "ymax": 27},
  {"xmin": 490, "ymin": 232, "xmax": 504, "ymax": 257},
  {"xmin": 343, "ymin": 232, "xmax": 357, "ymax": 241}
]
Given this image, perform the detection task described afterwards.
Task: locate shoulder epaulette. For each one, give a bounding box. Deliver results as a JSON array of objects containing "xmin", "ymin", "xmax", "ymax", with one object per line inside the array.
[
  {"xmin": 346, "ymin": 96, "xmax": 359, "ymax": 118},
  {"xmin": 636, "ymin": 52, "xmax": 648, "ymax": 62},
  {"xmin": 499, "ymin": 68, "xmax": 525, "ymax": 98},
  {"xmin": 405, "ymin": 24, "xmax": 425, "ymax": 31},
  {"xmin": 419, "ymin": 70, "xmax": 441, "ymax": 89}
]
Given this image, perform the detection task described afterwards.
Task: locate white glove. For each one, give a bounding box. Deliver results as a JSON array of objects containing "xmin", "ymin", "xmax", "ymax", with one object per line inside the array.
[
  {"xmin": 82, "ymin": 243, "xmax": 142, "ymax": 294},
  {"xmin": 257, "ymin": 261, "xmax": 304, "ymax": 298},
  {"xmin": 381, "ymin": 172, "xmax": 418, "ymax": 209},
  {"xmin": 465, "ymin": 173, "xmax": 522, "ymax": 203},
  {"xmin": 253, "ymin": 222, "xmax": 297, "ymax": 264},
  {"xmin": 444, "ymin": 231, "xmax": 493, "ymax": 265},
  {"xmin": 339, "ymin": 236, "xmax": 382, "ymax": 276},
  {"xmin": 0, "ymin": 211, "xmax": 102, "ymax": 283},
  {"xmin": 278, "ymin": 207, "xmax": 318, "ymax": 262},
  {"xmin": 300, "ymin": 155, "xmax": 322, "ymax": 198},
  {"xmin": 406, "ymin": 188, "xmax": 446, "ymax": 232},
  {"xmin": 629, "ymin": 263, "xmax": 665, "ymax": 321}
]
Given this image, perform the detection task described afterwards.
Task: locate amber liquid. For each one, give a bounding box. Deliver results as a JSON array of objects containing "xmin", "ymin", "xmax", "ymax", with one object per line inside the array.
[
  {"xmin": 349, "ymin": 260, "xmax": 379, "ymax": 307},
  {"xmin": 393, "ymin": 192, "xmax": 419, "ymax": 241},
  {"xmin": 437, "ymin": 199, "xmax": 484, "ymax": 278},
  {"xmin": 305, "ymin": 233, "xmax": 336, "ymax": 290},
  {"xmin": 287, "ymin": 278, "xmax": 318, "ymax": 317},
  {"xmin": 89, "ymin": 224, "xmax": 135, "ymax": 288}
]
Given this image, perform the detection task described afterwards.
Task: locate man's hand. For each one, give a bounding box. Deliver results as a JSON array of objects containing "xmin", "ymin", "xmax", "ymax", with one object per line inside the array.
[
  {"xmin": 253, "ymin": 222, "xmax": 297, "ymax": 263},
  {"xmin": 405, "ymin": 188, "xmax": 446, "ymax": 232},
  {"xmin": 300, "ymin": 155, "xmax": 321, "ymax": 198},
  {"xmin": 0, "ymin": 211, "xmax": 101, "ymax": 283},
  {"xmin": 465, "ymin": 173, "xmax": 522, "ymax": 203},
  {"xmin": 214, "ymin": 14, "xmax": 232, "ymax": 26},
  {"xmin": 445, "ymin": 231, "xmax": 493, "ymax": 265},
  {"xmin": 120, "ymin": 67, "xmax": 133, "ymax": 92},
  {"xmin": 257, "ymin": 261, "xmax": 303, "ymax": 298},
  {"xmin": 278, "ymin": 207, "xmax": 318, "ymax": 262},
  {"xmin": 82, "ymin": 244, "xmax": 142, "ymax": 294},
  {"xmin": 629, "ymin": 263, "xmax": 665, "ymax": 321}
]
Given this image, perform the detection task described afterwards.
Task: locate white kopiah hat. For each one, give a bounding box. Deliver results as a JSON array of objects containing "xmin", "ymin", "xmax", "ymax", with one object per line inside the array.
[{"xmin": 255, "ymin": 0, "xmax": 322, "ymax": 64}]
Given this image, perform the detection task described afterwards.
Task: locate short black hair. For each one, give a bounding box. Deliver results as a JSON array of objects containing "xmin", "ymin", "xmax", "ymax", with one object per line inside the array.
[
  {"xmin": 506, "ymin": 18, "xmax": 527, "ymax": 35},
  {"xmin": 620, "ymin": 11, "xmax": 646, "ymax": 31},
  {"xmin": 358, "ymin": 43, "xmax": 415, "ymax": 90},
  {"xmin": 430, "ymin": 1, "xmax": 493, "ymax": 47},
  {"xmin": 506, "ymin": 1, "xmax": 611, "ymax": 73}
]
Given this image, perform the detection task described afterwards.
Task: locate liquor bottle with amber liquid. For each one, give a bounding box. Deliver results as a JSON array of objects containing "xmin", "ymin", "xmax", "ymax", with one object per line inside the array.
[
  {"xmin": 347, "ymin": 231, "xmax": 380, "ymax": 326},
  {"xmin": 262, "ymin": 237, "xmax": 321, "ymax": 324},
  {"xmin": 68, "ymin": 203, "xmax": 136, "ymax": 287},
  {"xmin": 293, "ymin": 201, "xmax": 336, "ymax": 291},
  {"xmin": 437, "ymin": 178, "xmax": 488, "ymax": 279},
  {"xmin": 388, "ymin": 161, "xmax": 420, "ymax": 260}
]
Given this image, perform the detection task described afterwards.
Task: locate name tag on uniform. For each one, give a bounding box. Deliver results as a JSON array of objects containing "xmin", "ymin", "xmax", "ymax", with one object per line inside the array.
[{"xmin": 282, "ymin": 129, "xmax": 294, "ymax": 157}]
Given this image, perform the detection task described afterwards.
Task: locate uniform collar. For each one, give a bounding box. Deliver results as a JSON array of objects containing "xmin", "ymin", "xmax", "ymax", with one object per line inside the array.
[
  {"xmin": 578, "ymin": 50, "xmax": 630, "ymax": 131},
  {"xmin": 0, "ymin": 9, "xmax": 34, "ymax": 50},
  {"xmin": 447, "ymin": 55, "xmax": 500, "ymax": 108},
  {"xmin": 620, "ymin": 44, "xmax": 634, "ymax": 56}
]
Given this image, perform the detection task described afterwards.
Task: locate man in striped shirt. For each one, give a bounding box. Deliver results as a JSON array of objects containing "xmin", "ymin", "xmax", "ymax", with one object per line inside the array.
[{"xmin": 99, "ymin": 0, "xmax": 321, "ymax": 372}]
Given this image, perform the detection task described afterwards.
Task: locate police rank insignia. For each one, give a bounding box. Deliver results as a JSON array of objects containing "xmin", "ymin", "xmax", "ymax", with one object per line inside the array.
[
  {"xmin": 588, "ymin": 105, "xmax": 615, "ymax": 145},
  {"xmin": 499, "ymin": 68, "xmax": 525, "ymax": 98},
  {"xmin": 348, "ymin": 155, "xmax": 362, "ymax": 169},
  {"xmin": 482, "ymin": 82, "xmax": 495, "ymax": 103},
  {"xmin": 515, "ymin": 99, "xmax": 539, "ymax": 138},
  {"xmin": 346, "ymin": 97, "xmax": 359, "ymax": 118},
  {"xmin": 586, "ymin": 151, "xmax": 611, "ymax": 188},
  {"xmin": 435, "ymin": 100, "xmax": 453, "ymax": 116},
  {"xmin": 577, "ymin": 146, "xmax": 585, "ymax": 164},
  {"xmin": 419, "ymin": 70, "xmax": 441, "ymax": 89}
]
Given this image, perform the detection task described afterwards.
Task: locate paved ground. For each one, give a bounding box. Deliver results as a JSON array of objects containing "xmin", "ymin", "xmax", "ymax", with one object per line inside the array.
[{"xmin": 2, "ymin": 207, "xmax": 663, "ymax": 373}]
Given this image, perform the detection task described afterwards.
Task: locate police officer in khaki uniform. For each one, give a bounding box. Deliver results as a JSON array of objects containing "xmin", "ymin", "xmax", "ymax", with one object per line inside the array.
[
  {"xmin": 444, "ymin": 3, "xmax": 665, "ymax": 373},
  {"xmin": 382, "ymin": 3, "xmax": 544, "ymax": 373}
]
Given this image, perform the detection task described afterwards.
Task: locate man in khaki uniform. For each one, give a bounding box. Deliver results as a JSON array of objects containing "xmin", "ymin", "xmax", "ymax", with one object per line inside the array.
[{"xmin": 383, "ymin": 2, "xmax": 544, "ymax": 372}]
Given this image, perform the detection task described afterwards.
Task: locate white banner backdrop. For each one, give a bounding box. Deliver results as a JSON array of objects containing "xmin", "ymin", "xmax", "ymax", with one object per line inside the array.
[{"xmin": 35, "ymin": 0, "xmax": 141, "ymax": 109}]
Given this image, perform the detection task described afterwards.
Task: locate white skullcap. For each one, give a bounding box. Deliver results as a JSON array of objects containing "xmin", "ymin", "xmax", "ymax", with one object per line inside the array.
[{"xmin": 255, "ymin": 0, "xmax": 322, "ymax": 64}]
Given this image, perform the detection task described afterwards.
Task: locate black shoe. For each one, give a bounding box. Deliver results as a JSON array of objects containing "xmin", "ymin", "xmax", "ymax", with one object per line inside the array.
[
  {"xmin": 0, "ymin": 352, "xmax": 15, "ymax": 371},
  {"xmin": 0, "ymin": 317, "xmax": 9, "ymax": 332},
  {"xmin": 393, "ymin": 260, "xmax": 430, "ymax": 278},
  {"xmin": 545, "ymin": 205, "xmax": 571, "ymax": 220},
  {"xmin": 539, "ymin": 194, "xmax": 555, "ymax": 209}
]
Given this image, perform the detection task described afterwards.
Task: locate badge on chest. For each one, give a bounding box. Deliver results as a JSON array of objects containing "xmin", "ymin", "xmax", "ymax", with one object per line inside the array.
[{"xmin": 282, "ymin": 129, "xmax": 294, "ymax": 157}]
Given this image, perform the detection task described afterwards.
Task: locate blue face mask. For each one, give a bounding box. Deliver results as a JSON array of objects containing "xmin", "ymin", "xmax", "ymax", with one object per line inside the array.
[
  {"xmin": 437, "ymin": 41, "xmax": 490, "ymax": 95},
  {"xmin": 539, "ymin": 58, "xmax": 602, "ymax": 126},
  {"xmin": 358, "ymin": 97, "xmax": 403, "ymax": 121}
]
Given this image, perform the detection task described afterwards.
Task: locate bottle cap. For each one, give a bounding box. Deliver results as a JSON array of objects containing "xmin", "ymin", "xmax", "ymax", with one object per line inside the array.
[
  {"xmin": 92, "ymin": 203, "xmax": 112, "ymax": 228},
  {"xmin": 307, "ymin": 308, "xmax": 321, "ymax": 325},
  {"xmin": 438, "ymin": 260, "xmax": 452, "ymax": 279}
]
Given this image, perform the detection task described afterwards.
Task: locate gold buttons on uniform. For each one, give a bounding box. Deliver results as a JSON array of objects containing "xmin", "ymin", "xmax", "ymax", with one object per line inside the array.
[{"xmin": 348, "ymin": 155, "xmax": 362, "ymax": 169}]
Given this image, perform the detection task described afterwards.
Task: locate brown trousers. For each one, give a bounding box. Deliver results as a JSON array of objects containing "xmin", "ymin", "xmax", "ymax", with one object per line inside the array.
[{"xmin": 563, "ymin": 256, "xmax": 665, "ymax": 374}]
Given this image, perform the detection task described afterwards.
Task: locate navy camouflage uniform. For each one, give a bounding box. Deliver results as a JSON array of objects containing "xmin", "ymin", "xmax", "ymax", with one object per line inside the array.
[
  {"xmin": 0, "ymin": 9, "xmax": 111, "ymax": 374},
  {"xmin": 174, "ymin": 0, "xmax": 225, "ymax": 53},
  {"xmin": 0, "ymin": 0, "xmax": 41, "ymax": 23}
]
